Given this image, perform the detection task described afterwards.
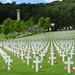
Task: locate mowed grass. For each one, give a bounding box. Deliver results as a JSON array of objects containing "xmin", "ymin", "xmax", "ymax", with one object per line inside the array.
[
  {"xmin": 0, "ymin": 34, "xmax": 5, "ymax": 40},
  {"xmin": 0, "ymin": 45, "xmax": 75, "ymax": 75}
]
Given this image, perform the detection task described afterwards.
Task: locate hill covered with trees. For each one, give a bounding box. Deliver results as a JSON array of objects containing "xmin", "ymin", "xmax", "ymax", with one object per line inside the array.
[{"xmin": 0, "ymin": 0, "xmax": 75, "ymax": 38}]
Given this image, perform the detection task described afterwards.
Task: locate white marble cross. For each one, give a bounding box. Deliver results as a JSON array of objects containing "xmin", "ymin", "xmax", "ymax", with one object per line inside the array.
[
  {"xmin": 20, "ymin": 52, "xmax": 25, "ymax": 61},
  {"xmin": 49, "ymin": 50, "xmax": 56, "ymax": 66},
  {"xmin": 39, "ymin": 52, "xmax": 44, "ymax": 62},
  {"xmin": 61, "ymin": 52, "xmax": 66, "ymax": 62},
  {"xmin": 71, "ymin": 46, "xmax": 74, "ymax": 51},
  {"xmin": 32, "ymin": 51, "xmax": 36, "ymax": 58},
  {"xmin": 65, "ymin": 50, "xmax": 69, "ymax": 55},
  {"xmin": 64, "ymin": 47, "xmax": 69, "ymax": 55},
  {"xmin": 6, "ymin": 56, "xmax": 13, "ymax": 70},
  {"xmin": 25, "ymin": 53, "xmax": 31, "ymax": 65},
  {"xmin": 13, "ymin": 49, "xmax": 16, "ymax": 56},
  {"xmin": 2, "ymin": 54, "xmax": 7, "ymax": 63},
  {"xmin": 33, "ymin": 56, "xmax": 41, "ymax": 72},
  {"xmin": 36, "ymin": 49, "xmax": 40, "ymax": 55},
  {"xmin": 16, "ymin": 50, "xmax": 20, "ymax": 58},
  {"xmin": 69, "ymin": 51, "xmax": 74, "ymax": 59},
  {"xmin": 64, "ymin": 57, "xmax": 74, "ymax": 73}
]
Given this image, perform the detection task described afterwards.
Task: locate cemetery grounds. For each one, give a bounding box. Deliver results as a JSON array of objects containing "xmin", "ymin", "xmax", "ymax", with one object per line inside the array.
[{"xmin": 0, "ymin": 30, "xmax": 75, "ymax": 75}]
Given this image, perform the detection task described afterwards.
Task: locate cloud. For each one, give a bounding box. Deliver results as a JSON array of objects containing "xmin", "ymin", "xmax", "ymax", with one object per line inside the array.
[
  {"xmin": 16, "ymin": 2, "xmax": 19, "ymax": 4},
  {"xmin": 44, "ymin": 0, "xmax": 55, "ymax": 3},
  {"xmin": 0, "ymin": 0, "xmax": 12, "ymax": 3},
  {"xmin": 44, "ymin": 0, "xmax": 62, "ymax": 3}
]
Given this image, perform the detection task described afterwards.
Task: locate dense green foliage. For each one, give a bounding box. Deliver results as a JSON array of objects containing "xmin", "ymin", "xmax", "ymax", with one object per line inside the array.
[
  {"xmin": 0, "ymin": 0, "xmax": 75, "ymax": 35},
  {"xmin": 0, "ymin": 17, "xmax": 51, "ymax": 39}
]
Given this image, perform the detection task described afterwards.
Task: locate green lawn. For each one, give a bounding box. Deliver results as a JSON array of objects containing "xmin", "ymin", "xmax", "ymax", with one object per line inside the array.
[
  {"xmin": 0, "ymin": 32, "xmax": 38, "ymax": 40},
  {"xmin": 0, "ymin": 34, "xmax": 5, "ymax": 40}
]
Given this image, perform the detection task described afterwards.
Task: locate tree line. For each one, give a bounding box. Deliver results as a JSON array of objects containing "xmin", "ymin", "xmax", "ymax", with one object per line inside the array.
[{"xmin": 0, "ymin": 0, "xmax": 75, "ymax": 37}]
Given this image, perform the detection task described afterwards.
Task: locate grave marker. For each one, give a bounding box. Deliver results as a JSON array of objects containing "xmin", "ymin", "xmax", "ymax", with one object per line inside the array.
[
  {"xmin": 6, "ymin": 56, "xmax": 13, "ymax": 70},
  {"xmin": 64, "ymin": 57, "xmax": 74, "ymax": 73},
  {"xmin": 25, "ymin": 53, "xmax": 31, "ymax": 65},
  {"xmin": 69, "ymin": 51, "xmax": 74, "ymax": 59},
  {"xmin": 20, "ymin": 52, "xmax": 25, "ymax": 61},
  {"xmin": 39, "ymin": 52, "xmax": 44, "ymax": 61},
  {"xmin": 49, "ymin": 50, "xmax": 56, "ymax": 66},
  {"xmin": 60, "ymin": 52, "xmax": 66, "ymax": 62},
  {"xmin": 33, "ymin": 56, "xmax": 41, "ymax": 72}
]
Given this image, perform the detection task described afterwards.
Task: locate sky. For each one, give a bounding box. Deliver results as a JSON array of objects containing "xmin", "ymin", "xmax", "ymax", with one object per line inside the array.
[{"xmin": 0, "ymin": 0, "xmax": 62, "ymax": 4}]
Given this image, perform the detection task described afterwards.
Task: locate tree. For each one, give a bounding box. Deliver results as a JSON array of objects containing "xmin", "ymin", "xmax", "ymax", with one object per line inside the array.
[
  {"xmin": 15, "ymin": 20, "xmax": 21, "ymax": 34},
  {"xmin": 9, "ymin": 20, "xmax": 17, "ymax": 38},
  {"xmin": 2, "ymin": 18, "xmax": 12, "ymax": 38},
  {"xmin": 20, "ymin": 20, "xmax": 28, "ymax": 34},
  {"xmin": 0, "ymin": 24, "xmax": 2, "ymax": 33},
  {"xmin": 32, "ymin": 25, "xmax": 38, "ymax": 33},
  {"xmin": 44, "ymin": 17, "xmax": 51, "ymax": 31},
  {"xmin": 63, "ymin": 0, "xmax": 75, "ymax": 2},
  {"xmin": 29, "ymin": 17, "xmax": 34, "ymax": 27},
  {"xmin": 37, "ymin": 17, "xmax": 45, "ymax": 29}
]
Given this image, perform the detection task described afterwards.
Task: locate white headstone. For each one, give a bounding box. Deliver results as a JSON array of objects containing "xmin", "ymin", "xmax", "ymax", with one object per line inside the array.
[
  {"xmin": 13, "ymin": 49, "xmax": 16, "ymax": 56},
  {"xmin": 20, "ymin": 52, "xmax": 25, "ymax": 61},
  {"xmin": 6, "ymin": 56, "xmax": 13, "ymax": 70},
  {"xmin": 61, "ymin": 52, "xmax": 66, "ymax": 62},
  {"xmin": 64, "ymin": 57, "xmax": 74, "ymax": 73},
  {"xmin": 16, "ymin": 50, "xmax": 20, "ymax": 58},
  {"xmin": 33, "ymin": 56, "xmax": 41, "ymax": 72},
  {"xmin": 25, "ymin": 53, "xmax": 31, "ymax": 65},
  {"xmin": 69, "ymin": 51, "xmax": 74, "ymax": 59},
  {"xmin": 39, "ymin": 52, "xmax": 44, "ymax": 62},
  {"xmin": 32, "ymin": 51, "xmax": 36, "ymax": 58},
  {"xmin": 49, "ymin": 50, "xmax": 56, "ymax": 66}
]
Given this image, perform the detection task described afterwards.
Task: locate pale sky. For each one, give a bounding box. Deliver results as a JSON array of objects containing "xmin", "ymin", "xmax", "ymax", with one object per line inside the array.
[{"xmin": 0, "ymin": 0, "xmax": 62, "ymax": 4}]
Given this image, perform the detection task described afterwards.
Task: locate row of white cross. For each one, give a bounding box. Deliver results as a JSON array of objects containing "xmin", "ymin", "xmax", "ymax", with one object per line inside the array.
[
  {"xmin": 0, "ymin": 47, "xmax": 13, "ymax": 70},
  {"xmin": 54, "ymin": 40, "xmax": 75, "ymax": 73},
  {"xmin": 1, "ymin": 40, "xmax": 50, "ymax": 72},
  {"xmin": 0, "ymin": 36, "xmax": 75, "ymax": 73}
]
